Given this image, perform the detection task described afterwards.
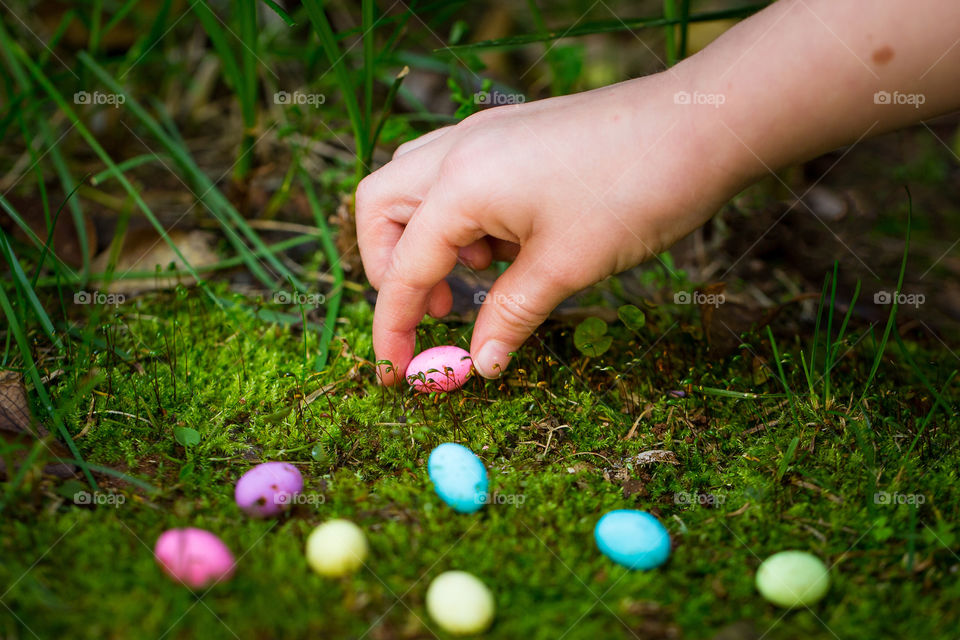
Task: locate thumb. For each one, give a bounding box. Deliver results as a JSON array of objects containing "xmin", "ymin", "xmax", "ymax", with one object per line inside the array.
[{"xmin": 469, "ymin": 249, "xmax": 572, "ymax": 378}]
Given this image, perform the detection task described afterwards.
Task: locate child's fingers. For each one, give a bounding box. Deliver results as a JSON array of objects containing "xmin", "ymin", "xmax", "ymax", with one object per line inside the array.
[
  {"xmin": 427, "ymin": 280, "xmax": 453, "ymax": 318},
  {"xmin": 458, "ymin": 238, "xmax": 493, "ymax": 270},
  {"xmin": 469, "ymin": 247, "xmax": 573, "ymax": 378},
  {"xmin": 372, "ymin": 193, "xmax": 482, "ymax": 384},
  {"xmin": 393, "ymin": 126, "xmax": 454, "ymax": 158},
  {"xmin": 357, "ymin": 136, "xmax": 459, "ymax": 289}
]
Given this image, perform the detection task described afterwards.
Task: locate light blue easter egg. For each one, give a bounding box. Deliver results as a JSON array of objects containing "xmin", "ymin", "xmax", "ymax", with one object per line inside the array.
[
  {"xmin": 594, "ymin": 510, "xmax": 671, "ymax": 570},
  {"xmin": 428, "ymin": 443, "xmax": 489, "ymax": 513}
]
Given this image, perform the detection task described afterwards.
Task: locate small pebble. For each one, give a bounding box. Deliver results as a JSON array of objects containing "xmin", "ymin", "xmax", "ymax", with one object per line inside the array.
[
  {"xmin": 755, "ymin": 550, "xmax": 830, "ymax": 608},
  {"xmin": 234, "ymin": 461, "xmax": 304, "ymax": 518},
  {"xmin": 594, "ymin": 510, "xmax": 671, "ymax": 570},
  {"xmin": 426, "ymin": 571, "xmax": 495, "ymax": 636},
  {"xmin": 428, "ymin": 443, "xmax": 489, "ymax": 513},
  {"xmin": 306, "ymin": 519, "xmax": 369, "ymax": 577},
  {"xmin": 406, "ymin": 346, "xmax": 473, "ymax": 392},
  {"xmin": 154, "ymin": 528, "xmax": 235, "ymax": 589}
]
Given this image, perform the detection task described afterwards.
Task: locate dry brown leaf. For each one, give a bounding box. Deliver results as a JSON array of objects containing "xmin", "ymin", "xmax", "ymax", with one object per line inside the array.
[
  {"xmin": 633, "ymin": 449, "xmax": 679, "ymax": 465},
  {"xmin": 91, "ymin": 228, "xmax": 219, "ymax": 294},
  {"xmin": 0, "ymin": 371, "xmax": 76, "ymax": 479}
]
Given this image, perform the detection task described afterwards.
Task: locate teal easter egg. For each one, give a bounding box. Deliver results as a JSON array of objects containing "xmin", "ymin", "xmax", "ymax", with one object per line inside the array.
[
  {"xmin": 594, "ymin": 510, "xmax": 671, "ymax": 570},
  {"xmin": 428, "ymin": 443, "xmax": 489, "ymax": 513}
]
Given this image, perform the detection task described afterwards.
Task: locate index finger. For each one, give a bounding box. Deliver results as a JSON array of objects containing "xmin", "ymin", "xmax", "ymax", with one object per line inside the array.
[{"xmin": 372, "ymin": 191, "xmax": 482, "ymax": 385}]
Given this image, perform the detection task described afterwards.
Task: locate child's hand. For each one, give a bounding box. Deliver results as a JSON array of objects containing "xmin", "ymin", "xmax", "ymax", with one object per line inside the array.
[
  {"xmin": 357, "ymin": 73, "xmax": 740, "ymax": 382},
  {"xmin": 357, "ymin": 0, "xmax": 960, "ymax": 385}
]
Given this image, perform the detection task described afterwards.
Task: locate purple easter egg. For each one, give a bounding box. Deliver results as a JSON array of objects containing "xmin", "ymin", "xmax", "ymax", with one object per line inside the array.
[{"xmin": 234, "ymin": 461, "xmax": 304, "ymax": 518}]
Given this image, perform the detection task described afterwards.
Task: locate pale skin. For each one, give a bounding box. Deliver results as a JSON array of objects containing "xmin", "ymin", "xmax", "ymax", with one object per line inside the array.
[{"xmin": 356, "ymin": 0, "xmax": 960, "ymax": 384}]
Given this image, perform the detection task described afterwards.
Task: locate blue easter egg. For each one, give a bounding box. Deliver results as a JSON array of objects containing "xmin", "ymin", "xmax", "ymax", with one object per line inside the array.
[
  {"xmin": 594, "ymin": 510, "xmax": 671, "ymax": 570},
  {"xmin": 428, "ymin": 443, "xmax": 489, "ymax": 513}
]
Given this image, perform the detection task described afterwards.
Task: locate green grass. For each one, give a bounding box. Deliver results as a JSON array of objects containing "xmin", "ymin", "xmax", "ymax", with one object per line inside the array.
[
  {"xmin": 2, "ymin": 1, "xmax": 959, "ymax": 638},
  {"xmin": 1, "ymin": 280, "xmax": 958, "ymax": 639}
]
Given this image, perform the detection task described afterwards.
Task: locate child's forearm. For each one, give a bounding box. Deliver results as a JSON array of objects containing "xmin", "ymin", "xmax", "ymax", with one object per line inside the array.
[{"xmin": 679, "ymin": 0, "xmax": 960, "ymax": 188}]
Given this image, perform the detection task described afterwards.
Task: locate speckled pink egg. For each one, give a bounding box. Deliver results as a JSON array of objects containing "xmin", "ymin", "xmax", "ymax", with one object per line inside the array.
[
  {"xmin": 234, "ymin": 461, "xmax": 304, "ymax": 518},
  {"xmin": 406, "ymin": 346, "xmax": 473, "ymax": 392},
  {"xmin": 154, "ymin": 528, "xmax": 235, "ymax": 589}
]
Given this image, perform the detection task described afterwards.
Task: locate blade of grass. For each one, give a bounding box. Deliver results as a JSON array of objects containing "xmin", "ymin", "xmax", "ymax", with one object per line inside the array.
[
  {"xmin": 0, "ymin": 285, "xmax": 96, "ymax": 488},
  {"xmin": 766, "ymin": 325, "xmax": 801, "ymax": 429},
  {"xmin": 261, "ymin": 0, "xmax": 296, "ymax": 26},
  {"xmin": 442, "ymin": 4, "xmax": 767, "ymax": 51},
  {"xmin": 0, "ymin": 228, "xmax": 60, "ymax": 346},
  {"xmin": 78, "ymin": 51, "xmax": 305, "ymax": 291},
  {"xmin": 366, "ymin": 65, "xmax": 409, "ymax": 168},
  {"xmin": 236, "ymin": 0, "xmax": 259, "ymax": 180},
  {"xmin": 860, "ymin": 190, "xmax": 912, "ymax": 402},
  {"xmin": 300, "ymin": 172, "xmax": 342, "ymax": 371},
  {"xmin": 362, "ymin": 0, "xmax": 375, "ymax": 138},
  {"xmin": 663, "ymin": 0, "xmax": 677, "ymax": 66},
  {"xmin": 89, "ymin": 153, "xmax": 171, "ymax": 185},
  {"xmin": 302, "ymin": 0, "xmax": 369, "ymax": 181},
  {"xmin": 16, "ymin": 48, "xmax": 218, "ymax": 301},
  {"xmin": 678, "ymin": 0, "xmax": 690, "ymax": 59}
]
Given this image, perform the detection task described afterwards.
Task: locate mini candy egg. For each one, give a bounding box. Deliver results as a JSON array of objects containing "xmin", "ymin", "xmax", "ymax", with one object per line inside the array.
[
  {"xmin": 306, "ymin": 519, "xmax": 369, "ymax": 577},
  {"xmin": 406, "ymin": 346, "xmax": 473, "ymax": 392},
  {"xmin": 234, "ymin": 461, "xmax": 304, "ymax": 518},
  {"xmin": 426, "ymin": 571, "xmax": 495, "ymax": 636},
  {"xmin": 428, "ymin": 443, "xmax": 489, "ymax": 513},
  {"xmin": 594, "ymin": 510, "xmax": 671, "ymax": 570},
  {"xmin": 154, "ymin": 528, "xmax": 235, "ymax": 589},
  {"xmin": 755, "ymin": 550, "xmax": 830, "ymax": 608}
]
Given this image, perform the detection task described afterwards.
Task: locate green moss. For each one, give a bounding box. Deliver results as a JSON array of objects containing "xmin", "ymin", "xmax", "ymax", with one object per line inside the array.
[{"xmin": 1, "ymin": 284, "xmax": 958, "ymax": 639}]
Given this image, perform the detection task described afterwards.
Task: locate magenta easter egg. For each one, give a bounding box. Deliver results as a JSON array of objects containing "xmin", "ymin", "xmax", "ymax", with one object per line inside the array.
[
  {"xmin": 234, "ymin": 461, "xmax": 304, "ymax": 518},
  {"xmin": 154, "ymin": 528, "xmax": 235, "ymax": 589},
  {"xmin": 405, "ymin": 346, "xmax": 473, "ymax": 392}
]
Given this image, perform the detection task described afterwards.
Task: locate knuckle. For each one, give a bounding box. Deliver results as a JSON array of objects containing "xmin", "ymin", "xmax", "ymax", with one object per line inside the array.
[
  {"xmin": 490, "ymin": 291, "xmax": 548, "ymax": 331},
  {"xmin": 354, "ymin": 175, "xmax": 378, "ymax": 219}
]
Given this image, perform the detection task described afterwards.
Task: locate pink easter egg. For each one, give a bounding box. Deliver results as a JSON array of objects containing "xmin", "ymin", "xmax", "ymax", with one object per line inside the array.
[
  {"xmin": 154, "ymin": 528, "xmax": 235, "ymax": 589},
  {"xmin": 234, "ymin": 461, "xmax": 304, "ymax": 518},
  {"xmin": 405, "ymin": 346, "xmax": 473, "ymax": 392}
]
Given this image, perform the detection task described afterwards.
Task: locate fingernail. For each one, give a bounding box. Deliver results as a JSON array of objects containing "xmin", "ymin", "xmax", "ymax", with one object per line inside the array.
[{"xmin": 475, "ymin": 341, "xmax": 512, "ymax": 378}]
